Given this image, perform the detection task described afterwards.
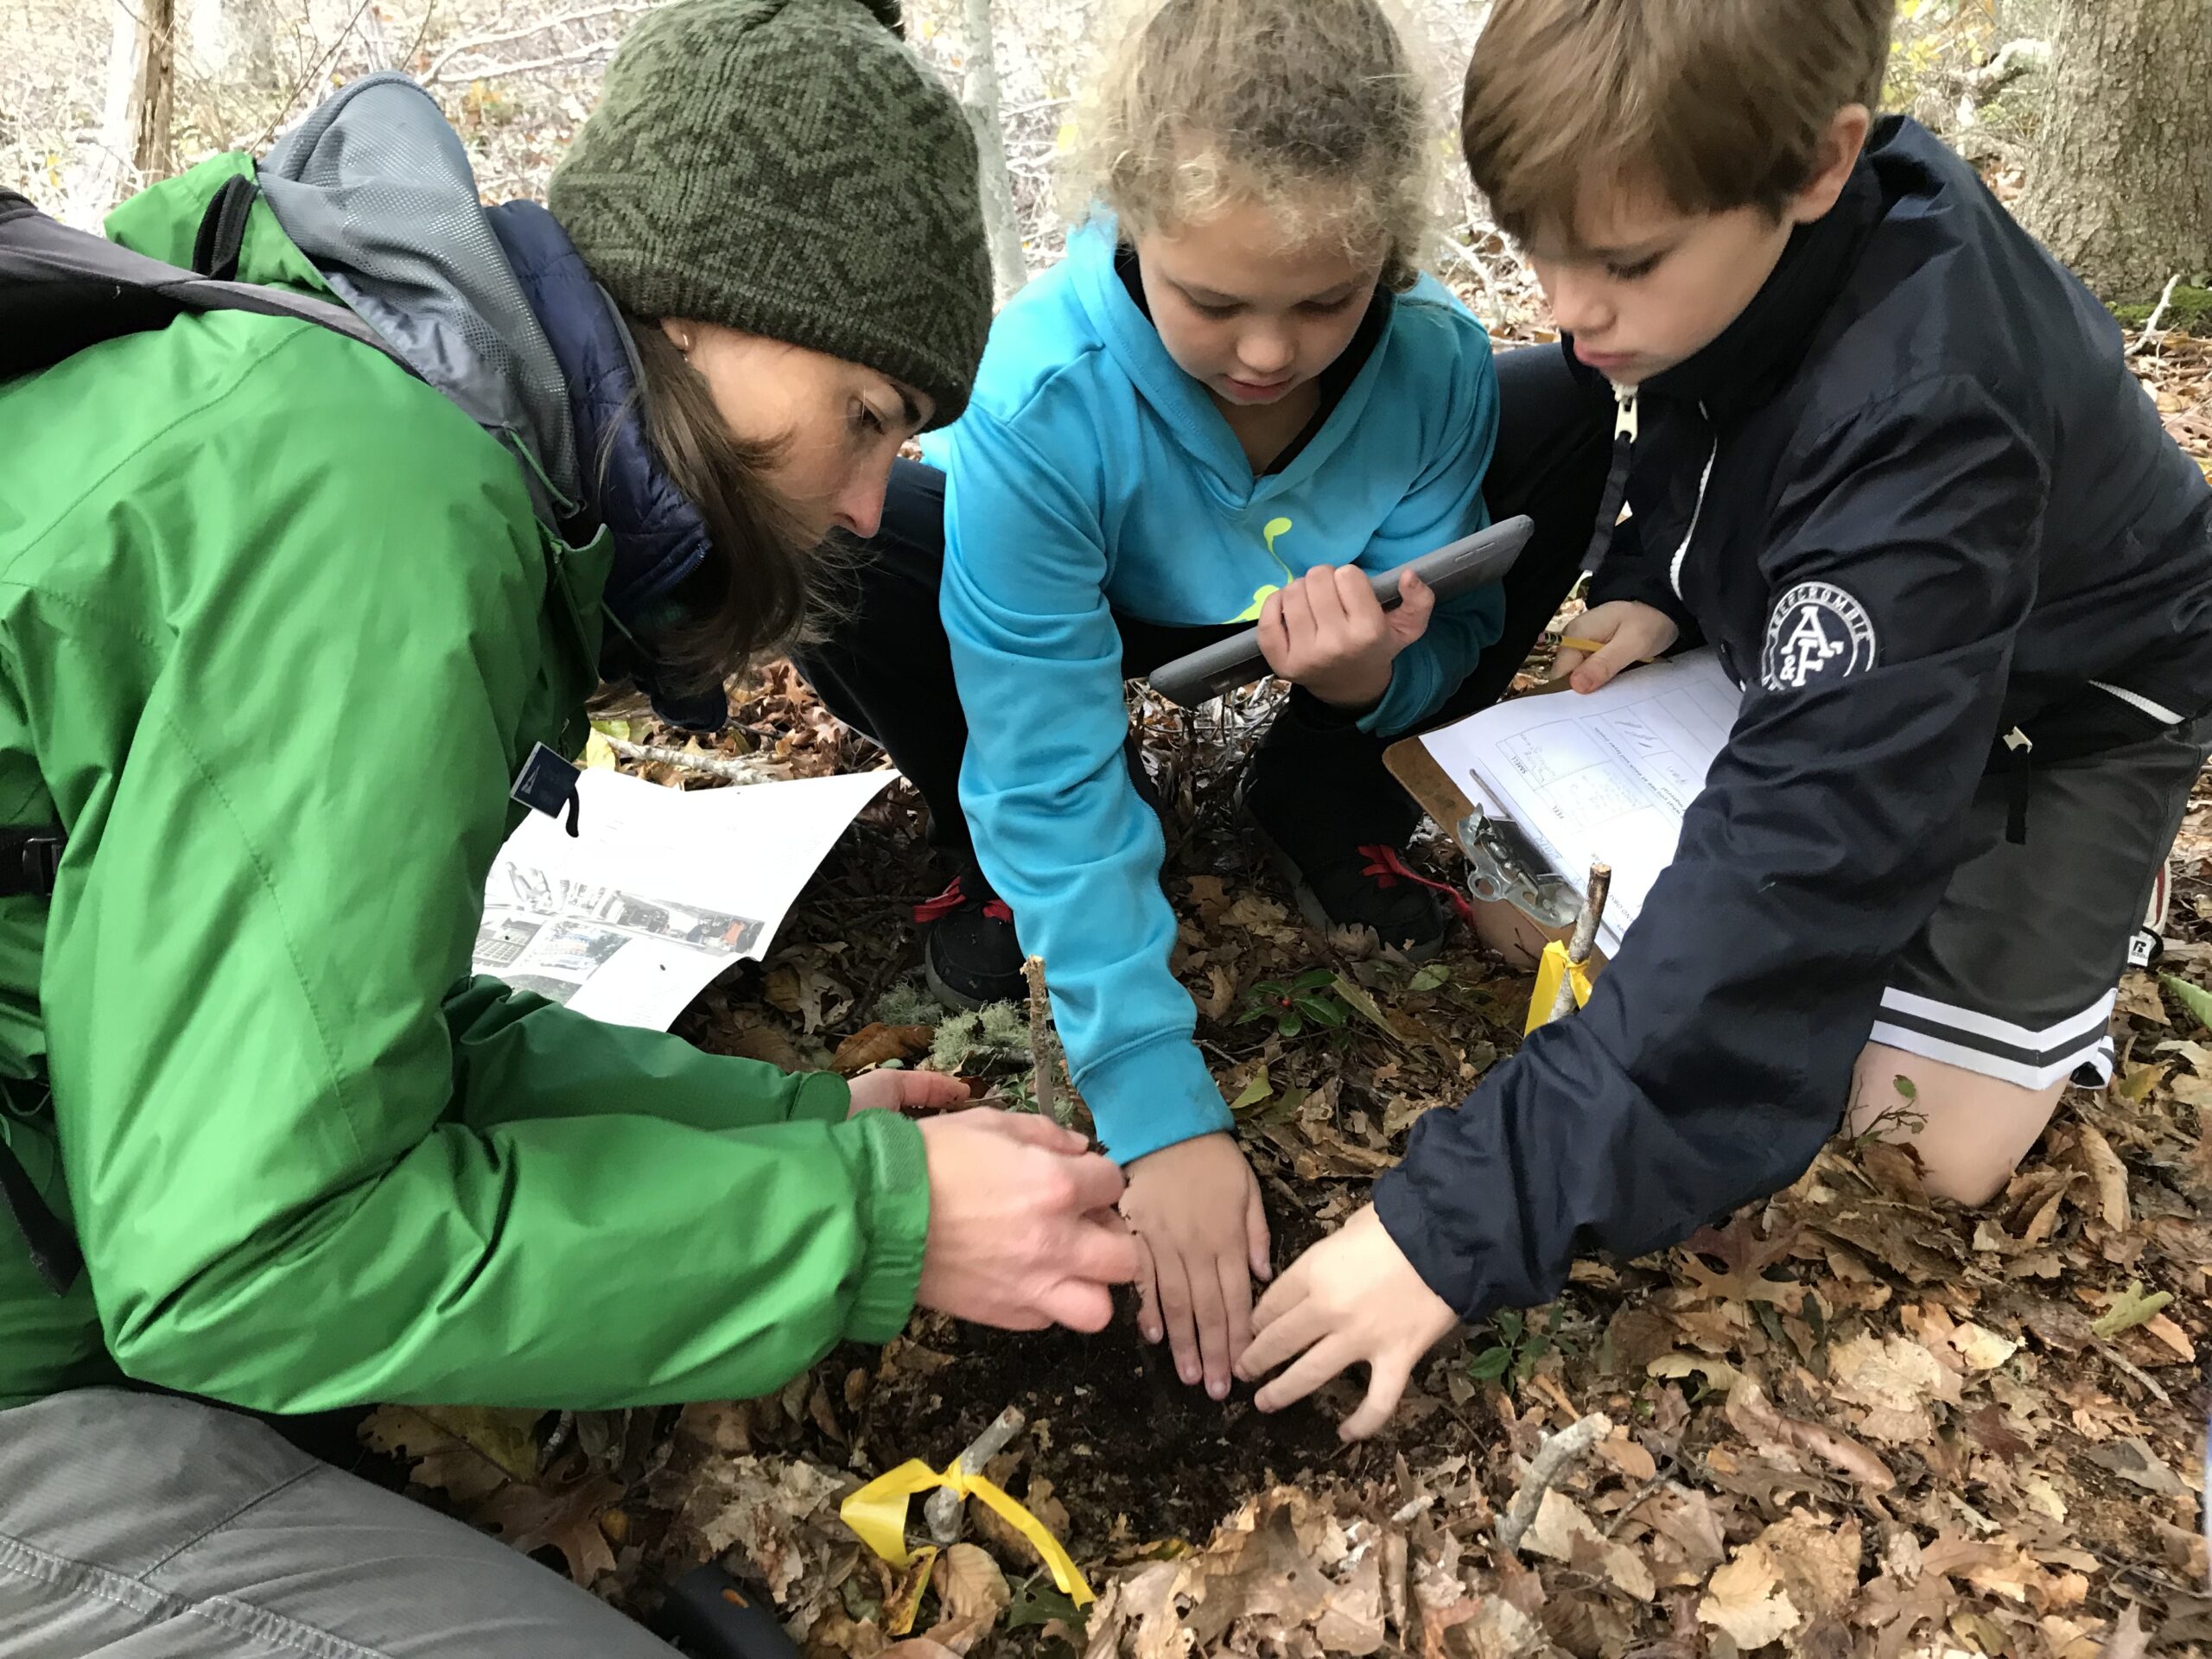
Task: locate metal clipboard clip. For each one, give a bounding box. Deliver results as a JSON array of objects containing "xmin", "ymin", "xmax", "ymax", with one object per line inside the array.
[{"xmin": 1453, "ymin": 807, "xmax": 1581, "ymax": 931}]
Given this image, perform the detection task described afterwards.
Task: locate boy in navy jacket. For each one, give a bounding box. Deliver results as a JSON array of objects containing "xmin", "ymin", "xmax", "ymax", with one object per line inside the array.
[{"xmin": 1241, "ymin": 0, "xmax": 2212, "ymax": 1440}]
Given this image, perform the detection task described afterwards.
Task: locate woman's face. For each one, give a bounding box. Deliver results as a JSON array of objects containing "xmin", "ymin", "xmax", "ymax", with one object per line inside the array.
[{"xmin": 661, "ymin": 320, "xmax": 933, "ymax": 543}]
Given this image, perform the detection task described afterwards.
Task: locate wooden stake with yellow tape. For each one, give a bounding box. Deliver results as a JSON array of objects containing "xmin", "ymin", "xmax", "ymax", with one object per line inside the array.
[{"xmin": 1524, "ymin": 863, "xmax": 1611, "ymax": 1035}]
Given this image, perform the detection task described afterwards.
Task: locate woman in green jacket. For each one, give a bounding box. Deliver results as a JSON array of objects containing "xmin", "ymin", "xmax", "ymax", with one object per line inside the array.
[{"xmin": 0, "ymin": 3, "xmax": 1136, "ymax": 1652}]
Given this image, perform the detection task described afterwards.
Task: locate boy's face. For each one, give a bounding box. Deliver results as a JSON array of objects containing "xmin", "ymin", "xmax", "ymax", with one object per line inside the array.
[
  {"xmin": 1522, "ymin": 107, "xmax": 1873, "ymax": 388},
  {"xmin": 1133, "ymin": 200, "xmax": 1382, "ymax": 410},
  {"xmin": 1525, "ymin": 192, "xmax": 1795, "ymax": 387}
]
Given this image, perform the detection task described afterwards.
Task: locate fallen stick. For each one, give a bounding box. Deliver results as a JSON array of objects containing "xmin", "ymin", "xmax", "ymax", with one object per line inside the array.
[
  {"xmin": 1545, "ymin": 863, "xmax": 1611, "ymax": 1024},
  {"xmin": 924, "ymin": 1406, "xmax": 1027, "ymax": 1544},
  {"xmin": 1022, "ymin": 956, "xmax": 1058, "ymax": 1126},
  {"xmin": 600, "ymin": 734, "xmax": 779, "ymax": 785},
  {"xmin": 1496, "ymin": 1411, "xmax": 1614, "ymax": 1553},
  {"xmin": 2126, "ymin": 273, "xmax": 2183, "ymax": 357}
]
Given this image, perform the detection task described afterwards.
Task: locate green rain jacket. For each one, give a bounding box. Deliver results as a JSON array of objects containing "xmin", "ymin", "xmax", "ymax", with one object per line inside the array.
[{"xmin": 0, "ymin": 140, "xmax": 929, "ymax": 1412}]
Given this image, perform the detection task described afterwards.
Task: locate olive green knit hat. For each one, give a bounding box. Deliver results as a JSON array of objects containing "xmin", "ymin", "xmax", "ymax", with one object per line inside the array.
[{"xmin": 549, "ymin": 0, "xmax": 991, "ymax": 427}]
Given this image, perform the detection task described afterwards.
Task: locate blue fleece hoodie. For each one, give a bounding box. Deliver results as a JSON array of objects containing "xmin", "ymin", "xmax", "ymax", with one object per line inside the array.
[{"xmin": 926, "ymin": 218, "xmax": 1502, "ymax": 1165}]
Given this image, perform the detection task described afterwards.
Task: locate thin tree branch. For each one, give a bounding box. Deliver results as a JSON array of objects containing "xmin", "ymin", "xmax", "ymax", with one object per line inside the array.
[
  {"xmin": 2126, "ymin": 273, "xmax": 2183, "ymax": 358},
  {"xmin": 422, "ymin": 0, "xmax": 654, "ymax": 83}
]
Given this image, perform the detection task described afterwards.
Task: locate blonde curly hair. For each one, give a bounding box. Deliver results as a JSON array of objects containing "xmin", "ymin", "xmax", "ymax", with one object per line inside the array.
[{"xmin": 1080, "ymin": 0, "xmax": 1436, "ymax": 290}]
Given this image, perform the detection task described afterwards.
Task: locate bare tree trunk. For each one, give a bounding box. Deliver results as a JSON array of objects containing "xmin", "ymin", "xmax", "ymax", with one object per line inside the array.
[
  {"xmin": 132, "ymin": 0, "xmax": 179, "ymax": 181},
  {"xmin": 2018, "ymin": 0, "xmax": 2212, "ymax": 304},
  {"xmin": 65, "ymin": 0, "xmax": 179, "ymax": 224},
  {"xmin": 959, "ymin": 0, "xmax": 1027, "ymax": 300}
]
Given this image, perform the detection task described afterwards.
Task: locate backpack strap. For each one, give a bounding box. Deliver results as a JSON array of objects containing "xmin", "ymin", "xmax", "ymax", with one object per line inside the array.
[
  {"xmin": 0, "ymin": 828, "xmax": 63, "ymax": 899},
  {"xmin": 0, "ymin": 186, "xmax": 414, "ymax": 381},
  {"xmin": 0, "ymin": 1129, "xmax": 79, "ymax": 1295},
  {"xmin": 190, "ymin": 172, "xmax": 258, "ymax": 282}
]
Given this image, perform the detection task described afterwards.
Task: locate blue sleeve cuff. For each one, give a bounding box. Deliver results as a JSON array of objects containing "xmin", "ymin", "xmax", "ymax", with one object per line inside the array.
[
  {"xmin": 1076, "ymin": 1034, "xmax": 1233, "ymax": 1165},
  {"xmin": 1362, "ymin": 648, "xmax": 1441, "ymax": 736}
]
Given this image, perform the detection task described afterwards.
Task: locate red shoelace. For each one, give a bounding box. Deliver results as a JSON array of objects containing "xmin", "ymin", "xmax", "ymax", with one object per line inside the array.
[
  {"xmin": 1355, "ymin": 843, "xmax": 1477, "ymax": 929},
  {"xmin": 913, "ymin": 874, "xmax": 1014, "ymax": 925}
]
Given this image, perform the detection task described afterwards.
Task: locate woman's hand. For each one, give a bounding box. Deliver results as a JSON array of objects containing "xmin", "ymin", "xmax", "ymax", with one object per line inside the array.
[
  {"xmin": 1235, "ymin": 1203, "xmax": 1459, "ymax": 1440},
  {"xmin": 1552, "ymin": 601, "xmax": 1680, "ymax": 694},
  {"xmin": 846, "ymin": 1068, "xmax": 971, "ymax": 1116},
  {"xmin": 1258, "ymin": 566, "xmax": 1434, "ymax": 712},
  {"xmin": 1120, "ymin": 1133, "xmax": 1272, "ymax": 1399},
  {"xmin": 914, "ymin": 1109, "xmax": 1140, "ymax": 1332}
]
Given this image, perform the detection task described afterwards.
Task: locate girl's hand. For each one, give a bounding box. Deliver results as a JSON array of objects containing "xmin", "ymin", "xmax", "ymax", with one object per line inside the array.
[
  {"xmin": 1120, "ymin": 1133, "xmax": 1273, "ymax": 1399},
  {"xmin": 1551, "ymin": 601, "xmax": 1680, "ymax": 694},
  {"xmin": 1235, "ymin": 1203, "xmax": 1459, "ymax": 1440},
  {"xmin": 847, "ymin": 1069, "xmax": 972, "ymax": 1116},
  {"xmin": 1259, "ymin": 566, "xmax": 1434, "ymax": 712}
]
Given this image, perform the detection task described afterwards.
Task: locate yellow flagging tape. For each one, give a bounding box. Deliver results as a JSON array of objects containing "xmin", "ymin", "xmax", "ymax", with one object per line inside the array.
[
  {"xmin": 1524, "ymin": 939, "xmax": 1595, "ymax": 1035},
  {"xmin": 840, "ymin": 1459, "xmax": 1096, "ymax": 1607}
]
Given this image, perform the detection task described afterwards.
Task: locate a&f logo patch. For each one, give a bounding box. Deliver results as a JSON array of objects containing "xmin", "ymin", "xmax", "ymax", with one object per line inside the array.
[{"xmin": 1760, "ymin": 581, "xmax": 1878, "ymax": 691}]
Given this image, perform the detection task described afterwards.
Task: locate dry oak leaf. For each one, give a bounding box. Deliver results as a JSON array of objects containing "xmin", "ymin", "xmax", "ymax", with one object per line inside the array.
[
  {"xmin": 1757, "ymin": 1512, "xmax": 1864, "ymax": 1622},
  {"xmin": 478, "ymin": 1473, "xmax": 625, "ymax": 1585},
  {"xmin": 1917, "ymin": 1531, "xmax": 2048, "ymax": 1604},
  {"xmin": 1698, "ymin": 1540, "xmax": 1802, "ymax": 1649},
  {"xmin": 1724, "ymin": 1373, "xmax": 1897, "ymax": 1494},
  {"xmin": 1082, "ymin": 1560, "xmax": 1187, "ymax": 1659},
  {"xmin": 2071, "ymin": 1123, "xmax": 2132, "ymax": 1230},
  {"xmin": 1826, "ymin": 1333, "xmax": 1959, "ymax": 1443},
  {"xmin": 931, "ymin": 1544, "xmax": 1010, "ymax": 1627},
  {"xmin": 1522, "ymin": 1490, "xmax": 1656, "ymax": 1602},
  {"xmin": 1676, "ymin": 1216, "xmax": 1808, "ymax": 1311},
  {"xmin": 831, "ymin": 1023, "xmax": 935, "ymax": 1075}
]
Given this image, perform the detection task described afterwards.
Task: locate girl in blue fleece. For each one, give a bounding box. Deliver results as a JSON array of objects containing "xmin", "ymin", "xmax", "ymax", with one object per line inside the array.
[{"xmin": 799, "ymin": 0, "xmax": 1610, "ymax": 1401}]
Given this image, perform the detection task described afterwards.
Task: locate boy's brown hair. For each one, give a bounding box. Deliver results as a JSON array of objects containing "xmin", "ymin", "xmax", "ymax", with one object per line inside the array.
[{"xmin": 1462, "ymin": 0, "xmax": 1892, "ymax": 246}]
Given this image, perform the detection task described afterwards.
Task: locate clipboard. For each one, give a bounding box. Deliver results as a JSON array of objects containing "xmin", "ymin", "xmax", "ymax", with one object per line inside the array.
[
  {"xmin": 1387, "ymin": 674, "xmax": 1587, "ymax": 969},
  {"xmin": 1395, "ymin": 650, "xmax": 1742, "ymax": 969}
]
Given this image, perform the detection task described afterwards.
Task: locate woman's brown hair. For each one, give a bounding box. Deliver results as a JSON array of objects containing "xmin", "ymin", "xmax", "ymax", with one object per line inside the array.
[{"xmin": 604, "ymin": 317, "xmax": 823, "ymax": 701}]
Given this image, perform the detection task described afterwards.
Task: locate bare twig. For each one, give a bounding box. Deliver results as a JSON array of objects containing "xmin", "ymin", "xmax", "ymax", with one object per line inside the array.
[
  {"xmin": 421, "ymin": 0, "xmax": 653, "ymax": 83},
  {"xmin": 601, "ymin": 735, "xmax": 779, "ymax": 785},
  {"xmin": 423, "ymin": 38, "xmax": 620, "ymax": 84},
  {"xmin": 251, "ymin": 0, "xmax": 381, "ymax": 151},
  {"xmin": 1495, "ymin": 1411, "xmax": 1613, "ymax": 1553},
  {"xmin": 1022, "ymin": 955, "xmax": 1058, "ymax": 1126},
  {"xmin": 923, "ymin": 1405, "xmax": 1026, "ymax": 1545},
  {"xmin": 1441, "ymin": 235, "xmax": 1505, "ymax": 326},
  {"xmin": 1546, "ymin": 862, "xmax": 1611, "ymax": 1023},
  {"xmin": 2126, "ymin": 274, "xmax": 2183, "ymax": 358},
  {"xmin": 2096, "ymin": 1341, "xmax": 2171, "ymax": 1405}
]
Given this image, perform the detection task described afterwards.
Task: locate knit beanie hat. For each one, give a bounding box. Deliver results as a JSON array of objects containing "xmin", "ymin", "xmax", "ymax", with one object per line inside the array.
[{"xmin": 548, "ymin": 0, "xmax": 991, "ymax": 427}]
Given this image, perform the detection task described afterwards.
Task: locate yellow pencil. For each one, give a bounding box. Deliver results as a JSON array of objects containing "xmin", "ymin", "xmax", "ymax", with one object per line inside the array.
[{"xmin": 1556, "ymin": 635, "xmax": 1659, "ymax": 666}]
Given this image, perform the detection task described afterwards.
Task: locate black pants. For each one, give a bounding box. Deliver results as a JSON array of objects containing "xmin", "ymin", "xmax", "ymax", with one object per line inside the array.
[{"xmin": 794, "ymin": 345, "xmax": 1611, "ymax": 880}]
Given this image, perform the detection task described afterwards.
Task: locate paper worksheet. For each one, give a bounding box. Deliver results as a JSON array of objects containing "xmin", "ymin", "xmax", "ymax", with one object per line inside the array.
[
  {"xmin": 473, "ymin": 766, "xmax": 896, "ymax": 1029},
  {"xmin": 1420, "ymin": 650, "xmax": 1743, "ymax": 955}
]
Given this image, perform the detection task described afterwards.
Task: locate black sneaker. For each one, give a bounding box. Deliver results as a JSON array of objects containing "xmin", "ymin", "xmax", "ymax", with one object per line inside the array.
[
  {"xmin": 915, "ymin": 871, "xmax": 1025, "ymax": 1007},
  {"xmin": 1247, "ymin": 813, "xmax": 1462, "ymax": 962}
]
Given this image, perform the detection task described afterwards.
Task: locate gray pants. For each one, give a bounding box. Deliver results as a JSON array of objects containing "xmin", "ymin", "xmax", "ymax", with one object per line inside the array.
[{"xmin": 0, "ymin": 1389, "xmax": 679, "ymax": 1657}]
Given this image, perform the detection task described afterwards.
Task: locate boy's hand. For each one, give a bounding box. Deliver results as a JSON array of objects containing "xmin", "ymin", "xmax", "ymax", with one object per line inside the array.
[
  {"xmin": 914, "ymin": 1108, "xmax": 1141, "ymax": 1333},
  {"xmin": 1121, "ymin": 1132, "xmax": 1272, "ymax": 1399},
  {"xmin": 847, "ymin": 1069, "xmax": 972, "ymax": 1116},
  {"xmin": 1552, "ymin": 601, "xmax": 1679, "ymax": 694},
  {"xmin": 1259, "ymin": 566, "xmax": 1434, "ymax": 711},
  {"xmin": 1235, "ymin": 1204, "xmax": 1458, "ymax": 1441}
]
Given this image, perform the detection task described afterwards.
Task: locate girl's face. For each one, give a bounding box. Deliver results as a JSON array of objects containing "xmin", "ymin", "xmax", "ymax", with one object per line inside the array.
[
  {"xmin": 661, "ymin": 321, "xmax": 932, "ymax": 543},
  {"xmin": 1132, "ymin": 200, "xmax": 1382, "ymax": 410}
]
